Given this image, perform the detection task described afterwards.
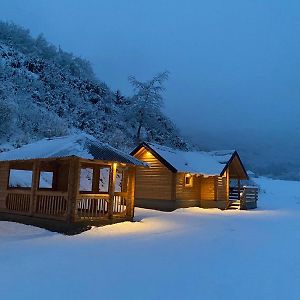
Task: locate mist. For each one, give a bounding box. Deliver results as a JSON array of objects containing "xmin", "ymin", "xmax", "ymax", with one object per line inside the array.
[{"xmin": 1, "ymin": 0, "xmax": 300, "ymax": 178}]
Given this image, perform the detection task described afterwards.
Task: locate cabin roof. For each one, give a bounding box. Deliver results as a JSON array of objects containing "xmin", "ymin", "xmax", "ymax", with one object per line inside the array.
[
  {"xmin": 131, "ymin": 142, "xmax": 248, "ymax": 177},
  {"xmin": 0, "ymin": 134, "xmax": 146, "ymax": 166}
]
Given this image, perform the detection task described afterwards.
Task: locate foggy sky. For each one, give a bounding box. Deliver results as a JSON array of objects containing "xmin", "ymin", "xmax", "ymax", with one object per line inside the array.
[{"xmin": 1, "ymin": 0, "xmax": 300, "ymax": 154}]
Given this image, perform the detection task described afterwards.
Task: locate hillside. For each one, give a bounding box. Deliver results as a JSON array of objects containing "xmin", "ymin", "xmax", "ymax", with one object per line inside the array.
[{"xmin": 0, "ymin": 21, "xmax": 185, "ymax": 150}]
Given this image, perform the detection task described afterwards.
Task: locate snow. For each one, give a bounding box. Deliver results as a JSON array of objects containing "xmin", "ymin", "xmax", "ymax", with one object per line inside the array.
[
  {"xmin": 0, "ymin": 177, "xmax": 300, "ymax": 299},
  {"xmin": 0, "ymin": 133, "xmax": 146, "ymax": 166},
  {"xmin": 147, "ymin": 142, "xmax": 235, "ymax": 175}
]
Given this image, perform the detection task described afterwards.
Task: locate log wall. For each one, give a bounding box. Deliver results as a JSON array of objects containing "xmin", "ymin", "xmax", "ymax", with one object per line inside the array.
[
  {"xmin": 134, "ymin": 149, "xmax": 174, "ymax": 201},
  {"xmin": 175, "ymin": 173, "xmax": 201, "ymax": 200}
]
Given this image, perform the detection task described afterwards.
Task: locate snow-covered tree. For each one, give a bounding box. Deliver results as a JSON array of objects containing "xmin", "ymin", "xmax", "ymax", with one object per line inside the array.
[{"xmin": 128, "ymin": 71, "xmax": 169, "ymax": 143}]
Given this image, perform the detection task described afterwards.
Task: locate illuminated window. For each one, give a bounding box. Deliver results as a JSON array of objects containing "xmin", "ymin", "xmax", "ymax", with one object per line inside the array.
[{"xmin": 184, "ymin": 174, "xmax": 193, "ymax": 187}]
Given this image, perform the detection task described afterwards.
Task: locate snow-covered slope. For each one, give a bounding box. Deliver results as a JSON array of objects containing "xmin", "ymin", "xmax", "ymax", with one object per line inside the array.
[
  {"xmin": 0, "ymin": 21, "xmax": 184, "ymax": 150},
  {"xmin": 1, "ymin": 177, "xmax": 300, "ymax": 300}
]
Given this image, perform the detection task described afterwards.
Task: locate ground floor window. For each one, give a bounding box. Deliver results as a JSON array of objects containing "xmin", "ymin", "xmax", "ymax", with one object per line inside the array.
[{"xmin": 184, "ymin": 174, "xmax": 193, "ymax": 187}]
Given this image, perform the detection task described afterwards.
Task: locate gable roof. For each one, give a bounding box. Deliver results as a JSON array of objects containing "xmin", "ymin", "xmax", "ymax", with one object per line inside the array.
[
  {"xmin": 0, "ymin": 134, "xmax": 146, "ymax": 166},
  {"xmin": 131, "ymin": 142, "xmax": 248, "ymax": 177}
]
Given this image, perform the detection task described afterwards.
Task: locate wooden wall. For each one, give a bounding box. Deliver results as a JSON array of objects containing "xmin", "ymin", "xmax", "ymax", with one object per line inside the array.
[
  {"xmin": 200, "ymin": 175, "xmax": 227, "ymax": 201},
  {"xmin": 0, "ymin": 162, "xmax": 9, "ymax": 210},
  {"xmin": 134, "ymin": 148, "xmax": 174, "ymax": 200},
  {"xmin": 175, "ymin": 173, "xmax": 201, "ymax": 200},
  {"xmin": 200, "ymin": 176, "xmax": 216, "ymax": 200}
]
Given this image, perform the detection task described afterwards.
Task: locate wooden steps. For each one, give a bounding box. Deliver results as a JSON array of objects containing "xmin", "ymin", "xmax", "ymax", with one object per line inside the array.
[{"xmin": 226, "ymin": 200, "xmax": 240, "ymax": 210}]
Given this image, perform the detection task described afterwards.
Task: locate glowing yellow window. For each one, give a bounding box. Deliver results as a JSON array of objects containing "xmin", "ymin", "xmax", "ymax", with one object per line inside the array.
[{"xmin": 184, "ymin": 174, "xmax": 193, "ymax": 187}]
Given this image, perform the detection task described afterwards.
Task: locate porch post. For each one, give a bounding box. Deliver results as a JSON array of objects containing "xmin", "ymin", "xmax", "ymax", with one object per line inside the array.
[
  {"xmin": 30, "ymin": 160, "xmax": 40, "ymax": 216},
  {"xmin": 226, "ymin": 169, "xmax": 230, "ymax": 202},
  {"xmin": 238, "ymin": 179, "xmax": 241, "ymax": 200},
  {"xmin": 108, "ymin": 163, "xmax": 117, "ymax": 219},
  {"xmin": 67, "ymin": 158, "xmax": 80, "ymax": 223},
  {"xmin": 126, "ymin": 167, "xmax": 136, "ymax": 219}
]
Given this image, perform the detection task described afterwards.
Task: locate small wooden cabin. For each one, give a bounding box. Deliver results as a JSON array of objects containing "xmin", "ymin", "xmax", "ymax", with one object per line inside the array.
[
  {"xmin": 0, "ymin": 134, "xmax": 146, "ymax": 234},
  {"xmin": 131, "ymin": 142, "xmax": 257, "ymax": 211}
]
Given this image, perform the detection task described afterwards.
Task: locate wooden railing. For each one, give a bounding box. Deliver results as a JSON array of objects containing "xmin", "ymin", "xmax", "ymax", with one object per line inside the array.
[
  {"xmin": 228, "ymin": 186, "xmax": 259, "ymax": 209},
  {"xmin": 76, "ymin": 193, "xmax": 127, "ymax": 220},
  {"xmin": 77, "ymin": 194, "xmax": 109, "ymax": 219},
  {"xmin": 113, "ymin": 193, "xmax": 127, "ymax": 215},
  {"xmin": 6, "ymin": 192, "xmax": 31, "ymax": 213},
  {"xmin": 5, "ymin": 190, "xmax": 68, "ymax": 217},
  {"xmin": 240, "ymin": 186, "xmax": 258, "ymax": 209},
  {"xmin": 36, "ymin": 192, "xmax": 67, "ymax": 216},
  {"xmin": 229, "ymin": 187, "xmax": 241, "ymax": 201}
]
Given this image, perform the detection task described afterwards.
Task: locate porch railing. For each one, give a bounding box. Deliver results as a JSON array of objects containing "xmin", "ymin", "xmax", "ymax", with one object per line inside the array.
[
  {"xmin": 76, "ymin": 192, "xmax": 127, "ymax": 220},
  {"xmin": 228, "ymin": 186, "xmax": 259, "ymax": 209},
  {"xmin": 6, "ymin": 192, "xmax": 31, "ymax": 213},
  {"xmin": 36, "ymin": 191, "xmax": 68, "ymax": 216}
]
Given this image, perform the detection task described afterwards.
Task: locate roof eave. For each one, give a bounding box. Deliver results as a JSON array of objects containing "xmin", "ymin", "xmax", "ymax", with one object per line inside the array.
[
  {"xmin": 220, "ymin": 151, "xmax": 249, "ymax": 180},
  {"xmin": 131, "ymin": 142, "xmax": 177, "ymax": 173}
]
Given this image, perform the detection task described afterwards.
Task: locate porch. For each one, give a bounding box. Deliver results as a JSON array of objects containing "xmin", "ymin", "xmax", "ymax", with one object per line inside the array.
[{"xmin": 0, "ymin": 156, "xmax": 136, "ymax": 233}]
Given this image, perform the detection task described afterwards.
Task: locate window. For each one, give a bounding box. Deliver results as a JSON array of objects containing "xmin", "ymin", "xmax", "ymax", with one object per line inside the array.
[
  {"xmin": 99, "ymin": 167, "xmax": 110, "ymax": 193},
  {"xmin": 39, "ymin": 171, "xmax": 54, "ymax": 189},
  {"xmin": 115, "ymin": 168, "xmax": 124, "ymax": 192},
  {"xmin": 9, "ymin": 169, "xmax": 33, "ymax": 188},
  {"xmin": 80, "ymin": 168, "xmax": 93, "ymax": 192},
  {"xmin": 184, "ymin": 174, "xmax": 193, "ymax": 187}
]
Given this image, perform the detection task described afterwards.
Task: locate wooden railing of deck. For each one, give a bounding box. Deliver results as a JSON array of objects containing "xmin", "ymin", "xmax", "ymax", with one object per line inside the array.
[
  {"xmin": 240, "ymin": 186, "xmax": 258, "ymax": 209},
  {"xmin": 36, "ymin": 191, "xmax": 68, "ymax": 217},
  {"xmin": 6, "ymin": 191, "xmax": 31, "ymax": 213},
  {"xmin": 5, "ymin": 190, "xmax": 68, "ymax": 218},
  {"xmin": 76, "ymin": 192, "xmax": 127, "ymax": 220},
  {"xmin": 228, "ymin": 186, "xmax": 259, "ymax": 209}
]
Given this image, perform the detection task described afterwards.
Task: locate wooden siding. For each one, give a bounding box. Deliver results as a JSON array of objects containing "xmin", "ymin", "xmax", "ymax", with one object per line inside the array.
[
  {"xmin": 176, "ymin": 173, "xmax": 201, "ymax": 200},
  {"xmin": 134, "ymin": 148, "xmax": 173, "ymax": 200},
  {"xmin": 200, "ymin": 176, "xmax": 216, "ymax": 200},
  {"xmin": 200, "ymin": 175, "xmax": 228, "ymax": 201}
]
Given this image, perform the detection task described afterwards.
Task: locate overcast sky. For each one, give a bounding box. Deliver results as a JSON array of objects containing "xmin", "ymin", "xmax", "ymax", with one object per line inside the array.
[{"xmin": 1, "ymin": 0, "xmax": 300, "ymax": 152}]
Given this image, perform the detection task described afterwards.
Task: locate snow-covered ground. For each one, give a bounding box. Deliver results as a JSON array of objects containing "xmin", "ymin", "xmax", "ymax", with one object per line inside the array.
[{"xmin": 1, "ymin": 177, "xmax": 300, "ymax": 300}]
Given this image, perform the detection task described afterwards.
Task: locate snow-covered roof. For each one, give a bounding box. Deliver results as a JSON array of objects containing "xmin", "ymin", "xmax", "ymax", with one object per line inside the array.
[
  {"xmin": 0, "ymin": 134, "xmax": 146, "ymax": 166},
  {"xmin": 133, "ymin": 142, "xmax": 237, "ymax": 176}
]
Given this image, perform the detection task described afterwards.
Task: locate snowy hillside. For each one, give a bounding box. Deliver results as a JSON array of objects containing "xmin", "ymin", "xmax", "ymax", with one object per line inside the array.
[
  {"xmin": 0, "ymin": 21, "xmax": 184, "ymax": 149},
  {"xmin": 1, "ymin": 177, "xmax": 300, "ymax": 300}
]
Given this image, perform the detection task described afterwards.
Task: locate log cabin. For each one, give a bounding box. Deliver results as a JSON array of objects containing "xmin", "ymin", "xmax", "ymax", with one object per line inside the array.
[
  {"xmin": 131, "ymin": 142, "xmax": 258, "ymax": 211},
  {"xmin": 0, "ymin": 134, "xmax": 146, "ymax": 234}
]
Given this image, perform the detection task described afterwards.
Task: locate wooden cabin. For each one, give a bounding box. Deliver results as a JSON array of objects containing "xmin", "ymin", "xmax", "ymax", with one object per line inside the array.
[
  {"xmin": 0, "ymin": 134, "xmax": 146, "ymax": 234},
  {"xmin": 131, "ymin": 142, "xmax": 258, "ymax": 211}
]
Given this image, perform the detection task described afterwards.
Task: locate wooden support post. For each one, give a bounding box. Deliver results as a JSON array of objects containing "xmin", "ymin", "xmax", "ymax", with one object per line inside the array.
[
  {"xmin": 226, "ymin": 169, "xmax": 230, "ymax": 202},
  {"xmin": 30, "ymin": 160, "xmax": 40, "ymax": 215},
  {"xmin": 126, "ymin": 167, "xmax": 136, "ymax": 219},
  {"xmin": 67, "ymin": 158, "xmax": 80, "ymax": 223},
  {"xmin": 108, "ymin": 163, "xmax": 117, "ymax": 219},
  {"xmin": 238, "ymin": 179, "xmax": 241, "ymax": 200},
  {"xmin": 171, "ymin": 172, "xmax": 176, "ymax": 201}
]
